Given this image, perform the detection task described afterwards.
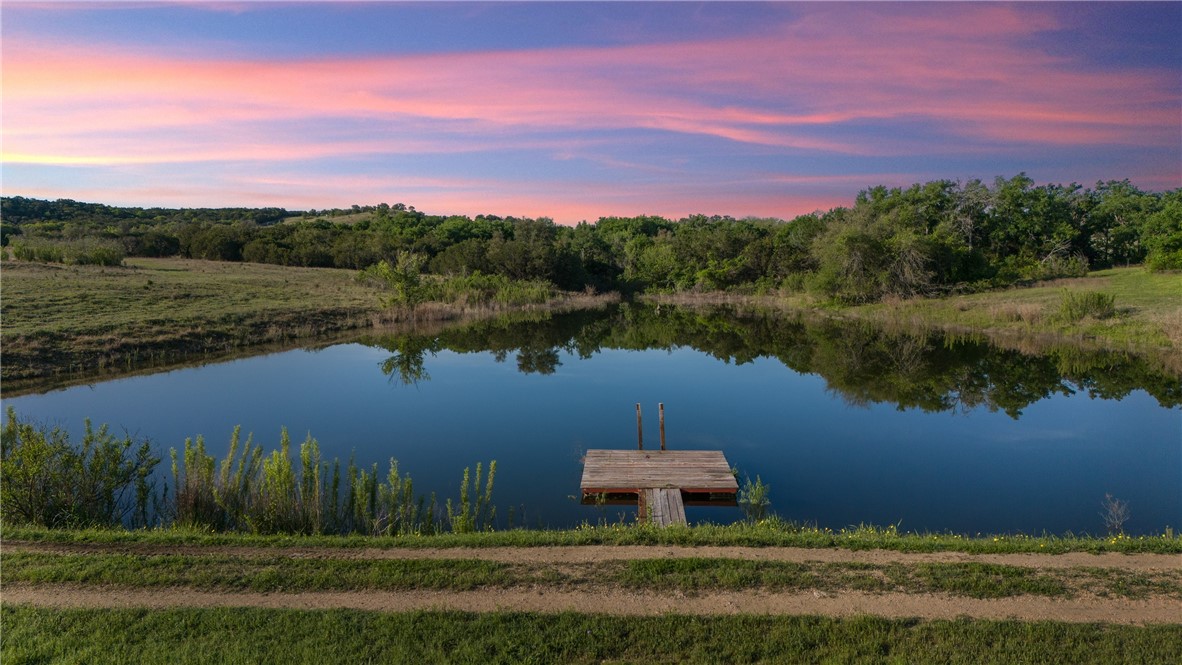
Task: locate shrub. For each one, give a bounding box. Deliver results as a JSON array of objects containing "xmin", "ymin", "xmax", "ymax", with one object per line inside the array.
[
  {"xmin": 1036, "ymin": 254, "xmax": 1089, "ymax": 280},
  {"xmin": 989, "ymin": 303, "xmax": 1043, "ymax": 324},
  {"xmin": 10, "ymin": 238, "xmax": 125, "ymax": 266},
  {"xmin": 1057, "ymin": 290, "xmax": 1116, "ymax": 321},
  {"xmin": 737, "ymin": 474, "xmax": 771, "ymax": 522},
  {"xmin": 427, "ymin": 272, "xmax": 554, "ymax": 307},
  {"xmin": 1, "ymin": 408, "xmax": 158, "ymax": 528},
  {"xmin": 2, "ymin": 413, "xmax": 495, "ymax": 537},
  {"xmin": 169, "ymin": 426, "xmax": 481, "ymax": 536},
  {"xmin": 1100, "ymin": 493, "xmax": 1131, "ymax": 535},
  {"xmin": 357, "ymin": 252, "xmax": 427, "ymax": 308},
  {"xmin": 1143, "ymin": 199, "xmax": 1182, "ymax": 271},
  {"xmin": 1145, "ymin": 240, "xmax": 1182, "ymax": 271}
]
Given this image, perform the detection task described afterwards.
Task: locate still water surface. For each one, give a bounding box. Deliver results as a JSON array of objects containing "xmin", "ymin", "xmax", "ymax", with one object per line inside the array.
[{"xmin": 6, "ymin": 305, "xmax": 1180, "ymax": 534}]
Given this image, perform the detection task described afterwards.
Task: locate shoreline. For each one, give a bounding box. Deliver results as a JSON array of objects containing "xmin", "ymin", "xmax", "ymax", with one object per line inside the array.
[
  {"xmin": 0, "ymin": 257, "xmax": 619, "ymax": 393},
  {"xmin": 3, "ymin": 259, "xmax": 1177, "ymax": 395}
]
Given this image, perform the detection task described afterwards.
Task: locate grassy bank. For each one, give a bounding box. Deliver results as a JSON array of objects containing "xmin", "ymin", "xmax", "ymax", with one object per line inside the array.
[
  {"xmin": 0, "ymin": 258, "xmax": 383, "ymax": 385},
  {"xmin": 0, "ymin": 257, "xmax": 614, "ymax": 389},
  {"xmin": 4, "ymin": 606, "xmax": 1180, "ymax": 664},
  {"xmin": 649, "ymin": 267, "xmax": 1181, "ymax": 371},
  {"xmin": 643, "ymin": 268, "xmax": 1177, "ymax": 366},
  {"xmin": 6, "ymin": 550, "xmax": 1180, "ymax": 600},
  {"xmin": 6, "ymin": 523, "xmax": 1180, "ymax": 554},
  {"xmin": 842, "ymin": 267, "xmax": 1182, "ymax": 368},
  {"xmin": 5, "ymin": 258, "xmax": 1176, "ymax": 389}
]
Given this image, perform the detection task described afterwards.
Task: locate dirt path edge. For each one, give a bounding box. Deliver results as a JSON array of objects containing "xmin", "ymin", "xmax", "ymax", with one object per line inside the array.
[
  {"xmin": 4, "ymin": 584, "xmax": 1180, "ymax": 626},
  {"xmin": 6, "ymin": 541, "xmax": 1180, "ymax": 572}
]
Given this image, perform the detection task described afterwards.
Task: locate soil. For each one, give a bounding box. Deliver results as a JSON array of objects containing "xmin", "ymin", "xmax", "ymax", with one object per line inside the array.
[
  {"xmin": 6, "ymin": 541, "xmax": 1180, "ymax": 571},
  {"xmin": 4, "ymin": 542, "xmax": 1180, "ymax": 625}
]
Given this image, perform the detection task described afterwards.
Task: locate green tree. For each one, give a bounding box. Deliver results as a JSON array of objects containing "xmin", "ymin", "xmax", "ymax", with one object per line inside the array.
[
  {"xmin": 1086, "ymin": 180, "xmax": 1153, "ymax": 267},
  {"xmin": 359, "ymin": 251, "xmax": 428, "ymax": 309},
  {"xmin": 1143, "ymin": 189, "xmax": 1182, "ymax": 270}
]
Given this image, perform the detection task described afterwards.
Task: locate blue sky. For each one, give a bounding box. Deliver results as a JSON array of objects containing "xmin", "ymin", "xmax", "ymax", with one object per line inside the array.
[{"xmin": 3, "ymin": 1, "xmax": 1179, "ymax": 222}]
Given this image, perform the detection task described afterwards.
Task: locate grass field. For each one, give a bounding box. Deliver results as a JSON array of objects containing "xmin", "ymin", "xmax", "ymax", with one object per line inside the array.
[
  {"xmin": 6, "ymin": 550, "xmax": 1180, "ymax": 599},
  {"xmin": 0, "ymin": 257, "xmax": 612, "ymax": 389},
  {"xmin": 4, "ymin": 606, "xmax": 1178, "ymax": 665},
  {"xmin": 0, "ymin": 257, "xmax": 383, "ymax": 384},
  {"xmin": 643, "ymin": 267, "xmax": 1182, "ymax": 372},
  {"xmin": 846, "ymin": 267, "xmax": 1182, "ymax": 364}
]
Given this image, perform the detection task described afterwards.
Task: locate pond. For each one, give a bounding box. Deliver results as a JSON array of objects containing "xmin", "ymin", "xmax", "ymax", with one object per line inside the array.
[{"xmin": 5, "ymin": 304, "xmax": 1180, "ymax": 535}]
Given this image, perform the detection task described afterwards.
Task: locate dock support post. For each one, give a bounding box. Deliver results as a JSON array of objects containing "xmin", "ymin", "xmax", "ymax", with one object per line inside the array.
[
  {"xmin": 635, "ymin": 403, "xmax": 643, "ymax": 450},
  {"xmin": 659, "ymin": 403, "xmax": 666, "ymax": 450}
]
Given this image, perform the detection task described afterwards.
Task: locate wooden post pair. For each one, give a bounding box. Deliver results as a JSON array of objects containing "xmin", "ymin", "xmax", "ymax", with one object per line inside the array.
[{"xmin": 635, "ymin": 402, "xmax": 666, "ymax": 451}]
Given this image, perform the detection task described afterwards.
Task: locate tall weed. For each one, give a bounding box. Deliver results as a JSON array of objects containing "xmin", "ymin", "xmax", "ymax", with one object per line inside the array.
[
  {"xmin": 214, "ymin": 427, "xmax": 263, "ymax": 530},
  {"xmin": 172, "ymin": 427, "xmax": 264, "ymax": 531},
  {"xmin": 4, "ymin": 413, "xmax": 493, "ymax": 537},
  {"xmin": 430, "ymin": 273, "xmax": 553, "ymax": 307},
  {"xmin": 349, "ymin": 462, "xmax": 380, "ymax": 534},
  {"xmin": 169, "ymin": 428, "xmax": 478, "ymax": 535},
  {"xmin": 1, "ymin": 408, "xmax": 157, "ymax": 528},
  {"xmin": 1057, "ymin": 290, "xmax": 1116, "ymax": 321},
  {"xmin": 10, "ymin": 238, "xmax": 125, "ymax": 266},
  {"xmin": 447, "ymin": 461, "xmax": 497, "ymax": 533},
  {"xmin": 250, "ymin": 428, "xmax": 302, "ymax": 534},
  {"xmin": 172, "ymin": 435, "xmax": 218, "ymax": 528},
  {"xmin": 737, "ymin": 474, "xmax": 771, "ymax": 522},
  {"xmin": 374, "ymin": 458, "xmax": 436, "ymax": 536}
]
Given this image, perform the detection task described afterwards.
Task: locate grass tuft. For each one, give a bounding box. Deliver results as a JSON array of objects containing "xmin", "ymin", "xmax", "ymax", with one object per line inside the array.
[{"xmin": 1058, "ymin": 290, "xmax": 1117, "ymax": 322}]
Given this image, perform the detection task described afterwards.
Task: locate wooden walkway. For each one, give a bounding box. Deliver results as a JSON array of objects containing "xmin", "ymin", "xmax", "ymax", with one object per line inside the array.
[
  {"xmin": 580, "ymin": 450, "xmax": 738, "ymax": 527},
  {"xmin": 640, "ymin": 488, "xmax": 686, "ymax": 527}
]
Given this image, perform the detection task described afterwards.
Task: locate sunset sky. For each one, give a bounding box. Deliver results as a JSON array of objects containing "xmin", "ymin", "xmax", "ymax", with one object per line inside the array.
[{"xmin": 3, "ymin": 1, "xmax": 1180, "ymax": 223}]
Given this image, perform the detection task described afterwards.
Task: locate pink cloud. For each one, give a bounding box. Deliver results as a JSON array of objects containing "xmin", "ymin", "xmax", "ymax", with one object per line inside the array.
[
  {"xmin": 2, "ymin": 3, "xmax": 1177, "ymax": 216},
  {"xmin": 7, "ymin": 2, "xmax": 1174, "ymax": 168}
]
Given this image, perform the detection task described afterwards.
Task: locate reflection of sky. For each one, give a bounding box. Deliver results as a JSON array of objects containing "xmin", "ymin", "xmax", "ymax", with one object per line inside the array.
[
  {"xmin": 3, "ymin": 2, "xmax": 1179, "ymax": 221},
  {"xmin": 6, "ymin": 343, "xmax": 1179, "ymax": 535}
]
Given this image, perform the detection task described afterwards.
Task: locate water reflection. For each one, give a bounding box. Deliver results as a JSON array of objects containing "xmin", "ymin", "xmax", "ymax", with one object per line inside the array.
[
  {"xmin": 363, "ymin": 303, "xmax": 1181, "ymax": 417},
  {"xmin": 7, "ymin": 303, "xmax": 1178, "ymax": 534}
]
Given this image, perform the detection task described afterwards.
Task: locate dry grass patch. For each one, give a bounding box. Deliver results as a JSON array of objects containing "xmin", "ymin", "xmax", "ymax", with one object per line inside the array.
[{"xmin": 988, "ymin": 302, "xmax": 1045, "ymax": 324}]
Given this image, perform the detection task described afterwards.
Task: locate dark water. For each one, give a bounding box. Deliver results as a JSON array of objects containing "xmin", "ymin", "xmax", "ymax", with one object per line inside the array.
[{"xmin": 5, "ymin": 304, "xmax": 1180, "ymax": 534}]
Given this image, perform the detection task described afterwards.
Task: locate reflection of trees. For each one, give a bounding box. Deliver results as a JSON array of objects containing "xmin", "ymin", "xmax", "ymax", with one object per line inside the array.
[
  {"xmin": 516, "ymin": 347, "xmax": 560, "ymax": 375},
  {"xmin": 361, "ymin": 309, "xmax": 606, "ymax": 385},
  {"xmin": 360, "ymin": 304, "xmax": 1181, "ymax": 416},
  {"xmin": 375, "ymin": 337, "xmax": 434, "ymax": 385},
  {"xmin": 806, "ymin": 327, "xmax": 1078, "ymax": 416}
]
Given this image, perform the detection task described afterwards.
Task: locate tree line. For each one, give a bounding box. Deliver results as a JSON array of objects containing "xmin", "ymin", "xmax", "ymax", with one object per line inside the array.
[{"xmin": 3, "ymin": 174, "xmax": 1179, "ymax": 303}]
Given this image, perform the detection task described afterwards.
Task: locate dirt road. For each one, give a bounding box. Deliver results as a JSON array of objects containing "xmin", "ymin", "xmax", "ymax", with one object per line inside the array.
[{"xmin": 5, "ymin": 541, "xmax": 1180, "ymax": 625}]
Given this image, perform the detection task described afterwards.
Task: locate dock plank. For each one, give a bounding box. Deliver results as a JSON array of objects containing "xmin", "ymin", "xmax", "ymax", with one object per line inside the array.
[
  {"xmin": 580, "ymin": 449, "xmax": 736, "ymax": 525},
  {"xmin": 580, "ymin": 450, "xmax": 738, "ymax": 494},
  {"xmin": 640, "ymin": 488, "xmax": 687, "ymax": 526}
]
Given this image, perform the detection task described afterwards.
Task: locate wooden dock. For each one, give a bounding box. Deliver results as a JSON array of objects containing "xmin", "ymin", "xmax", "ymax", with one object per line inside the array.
[
  {"xmin": 640, "ymin": 488, "xmax": 687, "ymax": 527},
  {"xmin": 580, "ymin": 449, "xmax": 738, "ymax": 526}
]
